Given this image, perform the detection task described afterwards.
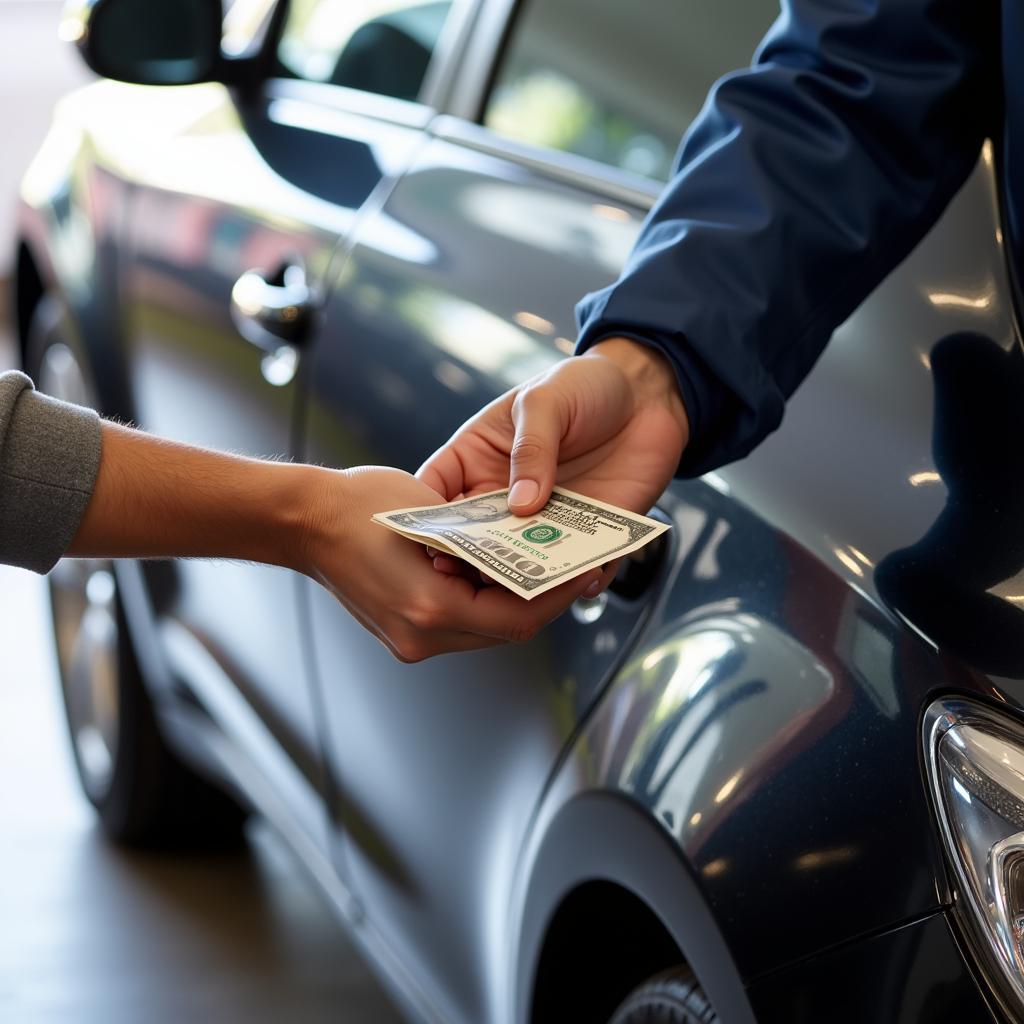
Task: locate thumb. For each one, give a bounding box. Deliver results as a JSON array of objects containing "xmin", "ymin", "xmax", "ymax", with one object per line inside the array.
[{"xmin": 508, "ymin": 386, "xmax": 563, "ymax": 515}]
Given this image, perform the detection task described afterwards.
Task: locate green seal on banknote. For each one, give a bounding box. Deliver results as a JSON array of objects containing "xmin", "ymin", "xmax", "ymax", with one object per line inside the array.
[
  {"xmin": 522, "ymin": 525, "xmax": 562, "ymax": 544},
  {"xmin": 373, "ymin": 486, "xmax": 669, "ymax": 600}
]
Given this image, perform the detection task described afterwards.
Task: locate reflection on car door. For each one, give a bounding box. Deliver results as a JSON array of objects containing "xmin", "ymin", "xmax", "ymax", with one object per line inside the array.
[
  {"xmin": 119, "ymin": 76, "xmax": 428, "ymax": 849},
  {"xmin": 302, "ymin": 140, "xmax": 663, "ymax": 1022},
  {"xmin": 300, "ymin": 0, "xmax": 778, "ymax": 1014}
]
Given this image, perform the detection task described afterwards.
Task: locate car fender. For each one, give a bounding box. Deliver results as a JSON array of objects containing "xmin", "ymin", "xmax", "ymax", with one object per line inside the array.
[
  {"xmin": 513, "ymin": 788, "xmax": 757, "ymax": 1024},
  {"xmin": 512, "ymin": 546, "xmax": 954, "ymax": 1010}
]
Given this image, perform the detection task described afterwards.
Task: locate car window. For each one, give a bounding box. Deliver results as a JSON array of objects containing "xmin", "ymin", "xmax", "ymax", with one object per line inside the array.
[
  {"xmin": 483, "ymin": 0, "xmax": 779, "ymax": 182},
  {"xmin": 276, "ymin": 0, "xmax": 453, "ymax": 103}
]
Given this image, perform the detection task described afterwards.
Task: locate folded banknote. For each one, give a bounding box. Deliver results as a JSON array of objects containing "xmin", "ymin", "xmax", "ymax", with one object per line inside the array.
[{"xmin": 373, "ymin": 486, "xmax": 669, "ymax": 599}]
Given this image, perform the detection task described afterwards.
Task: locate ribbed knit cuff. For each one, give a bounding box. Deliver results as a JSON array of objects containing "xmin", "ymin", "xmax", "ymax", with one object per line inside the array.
[{"xmin": 0, "ymin": 371, "xmax": 102, "ymax": 574}]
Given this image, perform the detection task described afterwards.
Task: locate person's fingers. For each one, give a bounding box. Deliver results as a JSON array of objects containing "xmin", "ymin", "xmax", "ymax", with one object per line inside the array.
[
  {"xmin": 431, "ymin": 553, "xmax": 479, "ymax": 580},
  {"xmin": 441, "ymin": 568, "xmax": 602, "ymax": 642},
  {"xmin": 417, "ymin": 443, "xmax": 466, "ymax": 501},
  {"xmin": 592, "ymin": 558, "xmax": 623, "ymax": 596},
  {"xmin": 381, "ymin": 558, "xmax": 602, "ymax": 658},
  {"xmin": 417, "ymin": 390, "xmax": 516, "ymax": 499},
  {"xmin": 384, "ymin": 625, "xmax": 505, "ymax": 662},
  {"xmin": 343, "ymin": 562, "xmax": 501, "ymax": 662},
  {"xmin": 430, "ymin": 633, "xmax": 504, "ymax": 654},
  {"xmin": 508, "ymin": 385, "xmax": 564, "ymax": 515}
]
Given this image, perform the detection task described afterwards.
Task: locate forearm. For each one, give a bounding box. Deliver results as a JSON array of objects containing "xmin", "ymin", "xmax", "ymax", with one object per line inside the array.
[
  {"xmin": 576, "ymin": 0, "xmax": 996, "ymax": 475},
  {"xmin": 67, "ymin": 421, "xmax": 324, "ymax": 572},
  {"xmin": 28, "ymin": 409, "xmax": 589, "ymax": 663}
]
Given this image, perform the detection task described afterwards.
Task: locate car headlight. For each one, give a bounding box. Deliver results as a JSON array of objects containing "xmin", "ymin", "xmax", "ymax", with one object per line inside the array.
[{"xmin": 925, "ymin": 698, "xmax": 1024, "ymax": 1018}]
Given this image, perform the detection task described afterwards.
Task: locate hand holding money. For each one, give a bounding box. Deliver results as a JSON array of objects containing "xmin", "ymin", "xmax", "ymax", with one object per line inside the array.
[
  {"xmin": 374, "ymin": 486, "xmax": 668, "ymax": 600},
  {"xmin": 417, "ymin": 338, "xmax": 688, "ymax": 521},
  {"xmin": 302, "ymin": 466, "xmax": 608, "ymax": 661}
]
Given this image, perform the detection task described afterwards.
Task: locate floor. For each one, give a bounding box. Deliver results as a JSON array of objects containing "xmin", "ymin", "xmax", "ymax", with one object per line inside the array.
[{"xmin": 0, "ymin": 323, "xmax": 406, "ymax": 1022}]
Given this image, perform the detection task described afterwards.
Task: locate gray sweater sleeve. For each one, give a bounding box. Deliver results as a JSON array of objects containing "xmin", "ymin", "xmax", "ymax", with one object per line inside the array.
[{"xmin": 0, "ymin": 370, "xmax": 103, "ymax": 574}]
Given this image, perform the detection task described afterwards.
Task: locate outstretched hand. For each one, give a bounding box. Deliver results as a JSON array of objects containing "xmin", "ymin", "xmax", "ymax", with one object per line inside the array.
[
  {"xmin": 301, "ymin": 466, "xmax": 605, "ymax": 663},
  {"xmin": 418, "ymin": 337, "xmax": 689, "ymax": 518},
  {"xmin": 66, "ymin": 418, "xmax": 607, "ymax": 663}
]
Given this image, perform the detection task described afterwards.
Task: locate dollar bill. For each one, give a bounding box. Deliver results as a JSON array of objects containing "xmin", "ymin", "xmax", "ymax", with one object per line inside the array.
[{"xmin": 373, "ymin": 486, "xmax": 670, "ymax": 600}]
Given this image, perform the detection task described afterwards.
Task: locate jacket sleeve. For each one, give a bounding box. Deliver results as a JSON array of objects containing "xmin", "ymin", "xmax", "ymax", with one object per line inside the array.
[
  {"xmin": 575, "ymin": 0, "xmax": 999, "ymax": 476},
  {"xmin": 0, "ymin": 370, "xmax": 102, "ymax": 574}
]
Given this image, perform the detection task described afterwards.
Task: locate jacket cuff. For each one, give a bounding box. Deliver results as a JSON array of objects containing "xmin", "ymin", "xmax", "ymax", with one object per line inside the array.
[
  {"xmin": 576, "ymin": 294, "xmax": 741, "ymax": 478},
  {"xmin": 0, "ymin": 372, "xmax": 103, "ymax": 574}
]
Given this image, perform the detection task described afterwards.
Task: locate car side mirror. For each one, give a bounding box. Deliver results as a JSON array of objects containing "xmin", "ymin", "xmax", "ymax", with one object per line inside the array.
[{"xmin": 60, "ymin": 0, "xmax": 223, "ymax": 86}]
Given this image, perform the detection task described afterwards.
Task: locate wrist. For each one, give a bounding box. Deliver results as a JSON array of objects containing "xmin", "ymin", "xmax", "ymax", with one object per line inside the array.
[
  {"xmin": 283, "ymin": 464, "xmax": 340, "ymax": 579},
  {"xmin": 587, "ymin": 336, "xmax": 689, "ymax": 438},
  {"xmin": 68, "ymin": 421, "xmax": 345, "ymax": 573}
]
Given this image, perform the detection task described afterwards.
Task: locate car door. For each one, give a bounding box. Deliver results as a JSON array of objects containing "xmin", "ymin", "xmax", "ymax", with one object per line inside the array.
[
  {"xmin": 299, "ymin": 0, "xmax": 779, "ymax": 1019},
  {"xmin": 117, "ymin": 0, "xmax": 466, "ymax": 849}
]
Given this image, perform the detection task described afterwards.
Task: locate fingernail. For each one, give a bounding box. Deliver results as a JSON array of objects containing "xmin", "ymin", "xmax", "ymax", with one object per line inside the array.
[
  {"xmin": 509, "ymin": 479, "xmax": 538, "ymax": 511},
  {"xmin": 583, "ymin": 578, "xmax": 602, "ymax": 599}
]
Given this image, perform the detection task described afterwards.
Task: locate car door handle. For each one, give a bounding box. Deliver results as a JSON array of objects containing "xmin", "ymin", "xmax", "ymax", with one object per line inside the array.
[
  {"xmin": 231, "ymin": 261, "xmax": 312, "ymax": 351},
  {"xmin": 571, "ymin": 512, "xmax": 671, "ymax": 623},
  {"xmin": 608, "ymin": 526, "xmax": 670, "ymax": 600}
]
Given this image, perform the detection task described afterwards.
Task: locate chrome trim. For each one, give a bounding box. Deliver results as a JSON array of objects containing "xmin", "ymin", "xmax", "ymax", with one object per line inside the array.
[
  {"xmin": 231, "ymin": 262, "xmax": 311, "ymax": 351},
  {"xmin": 51, "ymin": 558, "xmax": 121, "ymax": 799},
  {"xmin": 924, "ymin": 697, "xmax": 1024, "ymax": 1022},
  {"xmin": 263, "ymin": 78, "xmax": 434, "ymax": 130},
  {"xmin": 419, "ymin": 0, "xmax": 485, "ymax": 113},
  {"xmin": 261, "ymin": 0, "xmax": 482, "ymax": 130},
  {"xmin": 264, "ymin": 2, "xmax": 664, "ymax": 210},
  {"xmin": 990, "ymin": 831, "xmax": 1024, "ymax": 982},
  {"xmin": 443, "ymin": 0, "xmax": 518, "ymax": 121},
  {"xmin": 571, "ymin": 591, "xmax": 609, "ymax": 625},
  {"xmin": 430, "ymin": 115, "xmax": 661, "ymax": 210},
  {"xmin": 437, "ymin": 0, "xmax": 664, "ymax": 209}
]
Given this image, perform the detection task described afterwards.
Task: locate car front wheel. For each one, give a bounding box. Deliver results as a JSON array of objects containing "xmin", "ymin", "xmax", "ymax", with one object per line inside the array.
[{"xmin": 609, "ymin": 966, "xmax": 718, "ymax": 1024}]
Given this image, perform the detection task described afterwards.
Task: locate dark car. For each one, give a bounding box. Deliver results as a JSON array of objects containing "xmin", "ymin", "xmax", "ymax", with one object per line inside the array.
[{"xmin": 12, "ymin": 0, "xmax": 1024, "ymax": 1020}]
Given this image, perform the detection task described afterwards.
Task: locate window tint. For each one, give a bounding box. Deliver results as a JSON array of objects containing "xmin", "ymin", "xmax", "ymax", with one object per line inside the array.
[
  {"xmin": 277, "ymin": 0, "xmax": 452, "ymax": 103},
  {"xmin": 484, "ymin": 0, "xmax": 779, "ymax": 182}
]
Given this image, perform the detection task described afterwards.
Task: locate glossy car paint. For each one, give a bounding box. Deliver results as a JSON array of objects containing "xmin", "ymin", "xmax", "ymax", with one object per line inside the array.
[
  {"xmin": 119, "ymin": 78, "xmax": 432, "ymax": 852},
  {"xmin": 301, "ymin": 131, "xmax": 665, "ymax": 1023},
  {"xmin": 746, "ymin": 911, "xmax": 993, "ymax": 1022},
  {"xmin": 508, "ymin": 150, "xmax": 1015, "ymax": 1017},
  {"xmin": 13, "ymin": 0, "xmax": 1022, "ymax": 1021}
]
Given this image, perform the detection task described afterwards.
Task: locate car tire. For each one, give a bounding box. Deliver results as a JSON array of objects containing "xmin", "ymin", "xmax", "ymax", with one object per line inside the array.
[
  {"xmin": 26, "ymin": 295, "xmax": 246, "ymax": 847},
  {"xmin": 608, "ymin": 966, "xmax": 718, "ymax": 1024}
]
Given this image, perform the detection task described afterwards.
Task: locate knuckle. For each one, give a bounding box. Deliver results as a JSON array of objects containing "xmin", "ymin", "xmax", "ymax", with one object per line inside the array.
[
  {"xmin": 391, "ymin": 644, "xmax": 415, "ymax": 664},
  {"xmin": 509, "ymin": 435, "xmax": 546, "ymax": 464},
  {"xmin": 392, "ymin": 635, "xmax": 427, "ymax": 664},
  {"xmin": 506, "ymin": 622, "xmax": 539, "ymax": 645},
  {"xmin": 511, "ymin": 384, "xmax": 538, "ymax": 416},
  {"xmin": 405, "ymin": 601, "xmax": 442, "ymax": 632},
  {"xmin": 512, "ymin": 382, "xmax": 554, "ymax": 419}
]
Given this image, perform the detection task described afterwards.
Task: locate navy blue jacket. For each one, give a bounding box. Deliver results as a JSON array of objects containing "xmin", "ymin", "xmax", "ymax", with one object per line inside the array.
[{"xmin": 575, "ymin": 0, "xmax": 1002, "ymax": 477}]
